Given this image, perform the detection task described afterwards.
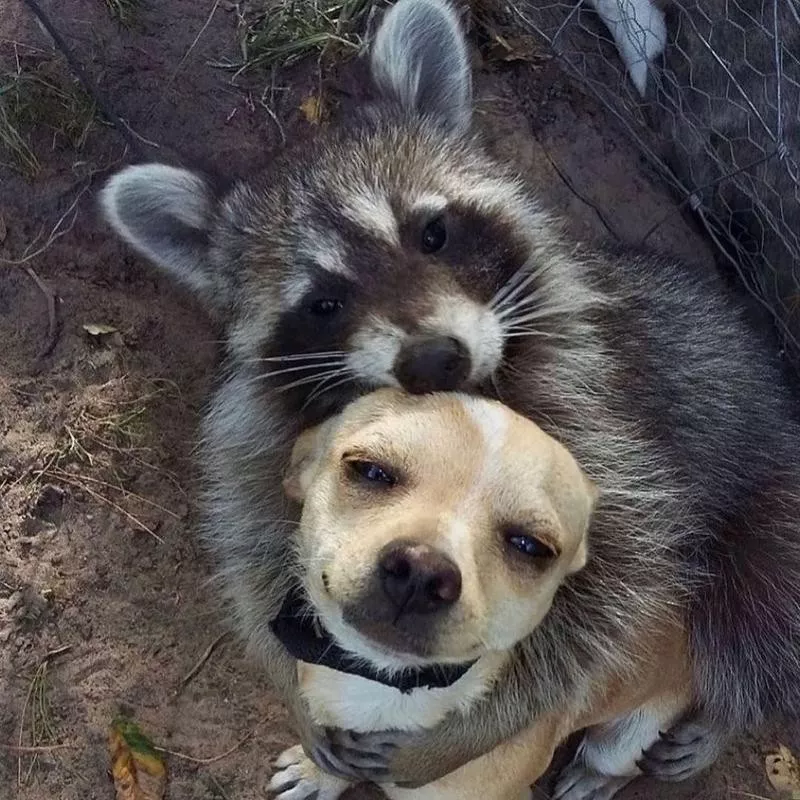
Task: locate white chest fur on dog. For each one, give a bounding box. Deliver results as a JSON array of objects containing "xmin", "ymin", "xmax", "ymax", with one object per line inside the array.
[{"xmin": 298, "ymin": 653, "xmax": 507, "ymax": 733}]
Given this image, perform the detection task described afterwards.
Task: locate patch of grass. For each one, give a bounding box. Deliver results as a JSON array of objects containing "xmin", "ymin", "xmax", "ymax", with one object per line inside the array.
[
  {"xmin": 230, "ymin": 0, "xmax": 378, "ymax": 75},
  {"xmin": 104, "ymin": 0, "xmax": 142, "ymax": 26},
  {"xmin": 33, "ymin": 377, "xmax": 187, "ymax": 543},
  {"xmin": 0, "ymin": 59, "xmax": 97, "ymax": 178},
  {"xmin": 17, "ymin": 654, "xmax": 62, "ymax": 785}
]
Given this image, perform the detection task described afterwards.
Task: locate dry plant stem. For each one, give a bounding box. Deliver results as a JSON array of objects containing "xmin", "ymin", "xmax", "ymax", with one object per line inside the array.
[
  {"xmin": 1, "ymin": 743, "xmax": 76, "ymax": 753},
  {"xmin": 176, "ymin": 631, "xmax": 231, "ymax": 694},
  {"xmin": 154, "ymin": 731, "xmax": 254, "ymax": 765},
  {"xmin": 19, "ymin": 0, "xmax": 144, "ymax": 158},
  {"xmin": 24, "ymin": 266, "xmax": 59, "ymax": 358},
  {"xmin": 43, "ymin": 471, "xmax": 165, "ymax": 543},
  {"xmin": 17, "ymin": 645, "xmax": 73, "ymax": 785}
]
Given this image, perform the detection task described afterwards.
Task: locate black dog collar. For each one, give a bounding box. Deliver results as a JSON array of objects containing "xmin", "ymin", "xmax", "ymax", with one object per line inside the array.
[{"xmin": 269, "ymin": 585, "xmax": 476, "ymax": 695}]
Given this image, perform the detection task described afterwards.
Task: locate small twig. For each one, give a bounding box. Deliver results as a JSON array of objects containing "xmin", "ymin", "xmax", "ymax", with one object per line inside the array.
[
  {"xmin": 24, "ymin": 267, "xmax": 59, "ymax": 358},
  {"xmin": 154, "ymin": 731, "xmax": 254, "ymax": 765},
  {"xmin": 176, "ymin": 632, "xmax": 231, "ymax": 694},
  {"xmin": 43, "ymin": 472, "xmax": 165, "ymax": 543},
  {"xmin": 532, "ymin": 131, "xmax": 621, "ymax": 241},
  {"xmin": 19, "ymin": 0, "xmax": 144, "ymax": 158},
  {"xmin": 169, "ymin": 0, "xmax": 222, "ymax": 87},
  {"xmin": 45, "ymin": 468, "xmax": 182, "ymax": 520},
  {"xmin": 17, "ymin": 645, "xmax": 72, "ymax": 785},
  {"xmin": 0, "ymin": 184, "xmax": 87, "ymax": 266},
  {"xmin": 207, "ymin": 774, "xmax": 232, "ymax": 800},
  {"xmin": 2, "ymin": 743, "xmax": 76, "ymax": 753},
  {"xmin": 43, "ymin": 645, "xmax": 73, "ymax": 660}
]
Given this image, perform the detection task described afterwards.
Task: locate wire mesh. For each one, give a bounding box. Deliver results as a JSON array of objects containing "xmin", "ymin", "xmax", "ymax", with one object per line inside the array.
[{"xmin": 502, "ymin": 0, "xmax": 800, "ymax": 370}]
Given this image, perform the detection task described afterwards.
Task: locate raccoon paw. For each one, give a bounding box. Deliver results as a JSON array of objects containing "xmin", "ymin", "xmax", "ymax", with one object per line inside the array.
[
  {"xmin": 269, "ymin": 744, "xmax": 353, "ymax": 800},
  {"xmin": 637, "ymin": 716, "xmax": 726, "ymax": 782},
  {"xmin": 551, "ymin": 766, "xmax": 633, "ymax": 800}
]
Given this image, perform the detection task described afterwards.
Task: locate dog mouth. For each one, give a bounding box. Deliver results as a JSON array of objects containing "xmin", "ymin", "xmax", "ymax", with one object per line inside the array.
[{"xmin": 269, "ymin": 583, "xmax": 476, "ymax": 694}]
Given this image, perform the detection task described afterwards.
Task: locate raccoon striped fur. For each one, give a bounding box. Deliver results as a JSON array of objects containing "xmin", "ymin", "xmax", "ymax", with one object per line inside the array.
[{"xmin": 100, "ymin": 0, "xmax": 800, "ymax": 796}]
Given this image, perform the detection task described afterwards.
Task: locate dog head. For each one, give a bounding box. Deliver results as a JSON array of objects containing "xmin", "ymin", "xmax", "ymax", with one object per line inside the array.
[{"xmin": 283, "ymin": 388, "xmax": 597, "ymax": 671}]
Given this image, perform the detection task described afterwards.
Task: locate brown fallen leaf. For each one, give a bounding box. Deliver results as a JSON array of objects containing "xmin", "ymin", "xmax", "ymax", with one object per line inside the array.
[
  {"xmin": 299, "ymin": 94, "xmax": 326, "ymax": 125},
  {"xmin": 83, "ymin": 322, "xmax": 118, "ymax": 337},
  {"xmin": 485, "ymin": 33, "xmax": 549, "ymax": 64},
  {"xmin": 109, "ymin": 717, "xmax": 166, "ymax": 800},
  {"xmin": 766, "ymin": 744, "xmax": 800, "ymax": 798}
]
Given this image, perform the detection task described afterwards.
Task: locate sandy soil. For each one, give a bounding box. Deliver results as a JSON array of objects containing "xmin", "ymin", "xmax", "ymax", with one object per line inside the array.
[{"xmin": 1, "ymin": 2, "xmax": 797, "ymax": 799}]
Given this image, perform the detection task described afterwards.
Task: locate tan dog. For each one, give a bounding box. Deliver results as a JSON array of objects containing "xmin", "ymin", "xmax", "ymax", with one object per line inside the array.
[{"xmin": 268, "ymin": 388, "xmax": 691, "ymax": 800}]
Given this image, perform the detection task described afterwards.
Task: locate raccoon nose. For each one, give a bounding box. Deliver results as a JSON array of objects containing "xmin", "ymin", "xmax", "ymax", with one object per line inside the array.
[
  {"xmin": 378, "ymin": 539, "xmax": 462, "ymax": 616},
  {"xmin": 393, "ymin": 335, "xmax": 471, "ymax": 394}
]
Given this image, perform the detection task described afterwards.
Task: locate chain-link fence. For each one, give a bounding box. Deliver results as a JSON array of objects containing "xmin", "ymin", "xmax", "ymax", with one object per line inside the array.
[{"xmin": 501, "ymin": 0, "xmax": 800, "ymax": 371}]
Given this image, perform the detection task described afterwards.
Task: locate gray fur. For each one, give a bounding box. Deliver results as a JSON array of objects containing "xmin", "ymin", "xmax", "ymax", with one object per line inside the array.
[
  {"xmin": 370, "ymin": 0, "xmax": 472, "ymax": 131},
  {"xmin": 100, "ymin": 0, "xmax": 800, "ymax": 791},
  {"xmin": 100, "ymin": 164, "xmax": 229, "ymax": 306}
]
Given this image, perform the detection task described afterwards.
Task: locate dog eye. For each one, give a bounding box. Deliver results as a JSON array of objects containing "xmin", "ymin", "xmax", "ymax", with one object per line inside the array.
[
  {"xmin": 421, "ymin": 216, "xmax": 447, "ymax": 254},
  {"xmin": 347, "ymin": 459, "xmax": 397, "ymax": 487},
  {"xmin": 309, "ymin": 298, "xmax": 343, "ymax": 316},
  {"xmin": 503, "ymin": 526, "xmax": 556, "ymax": 560}
]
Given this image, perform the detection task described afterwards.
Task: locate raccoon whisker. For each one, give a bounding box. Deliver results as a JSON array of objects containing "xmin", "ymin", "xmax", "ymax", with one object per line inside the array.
[
  {"xmin": 494, "ymin": 294, "xmax": 551, "ymax": 327},
  {"xmin": 490, "ymin": 265, "xmax": 544, "ymax": 312},
  {"xmin": 489, "ymin": 263, "xmax": 538, "ymax": 309},
  {"xmin": 273, "ymin": 368, "xmax": 352, "ymax": 394},
  {"xmin": 249, "ymin": 350, "xmax": 349, "ymax": 364},
  {"xmin": 502, "ymin": 305, "xmax": 578, "ymax": 327},
  {"xmin": 257, "ymin": 360, "xmax": 349, "ymax": 380},
  {"xmin": 503, "ymin": 330, "xmax": 568, "ymax": 341},
  {"xmin": 301, "ymin": 372, "xmax": 356, "ymax": 411}
]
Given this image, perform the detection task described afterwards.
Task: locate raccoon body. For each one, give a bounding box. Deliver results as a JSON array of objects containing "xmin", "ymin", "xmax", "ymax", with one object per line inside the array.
[{"xmin": 101, "ymin": 0, "xmax": 800, "ymax": 794}]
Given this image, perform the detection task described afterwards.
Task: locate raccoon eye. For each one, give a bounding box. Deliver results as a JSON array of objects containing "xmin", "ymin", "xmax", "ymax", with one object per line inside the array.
[
  {"xmin": 309, "ymin": 298, "xmax": 344, "ymax": 316},
  {"xmin": 421, "ymin": 216, "xmax": 447, "ymax": 254},
  {"xmin": 346, "ymin": 459, "xmax": 397, "ymax": 487},
  {"xmin": 503, "ymin": 526, "xmax": 556, "ymax": 560}
]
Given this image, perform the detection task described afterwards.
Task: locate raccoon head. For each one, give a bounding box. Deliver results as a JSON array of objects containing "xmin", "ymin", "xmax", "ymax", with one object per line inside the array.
[{"xmin": 101, "ymin": 0, "xmax": 566, "ymax": 422}]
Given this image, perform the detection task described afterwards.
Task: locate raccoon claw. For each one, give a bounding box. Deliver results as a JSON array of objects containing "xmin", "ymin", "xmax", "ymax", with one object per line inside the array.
[
  {"xmin": 270, "ymin": 744, "xmax": 352, "ymax": 800},
  {"xmin": 638, "ymin": 716, "xmax": 726, "ymax": 782},
  {"xmin": 318, "ymin": 727, "xmax": 412, "ymax": 782},
  {"xmin": 552, "ymin": 767, "xmax": 633, "ymax": 800}
]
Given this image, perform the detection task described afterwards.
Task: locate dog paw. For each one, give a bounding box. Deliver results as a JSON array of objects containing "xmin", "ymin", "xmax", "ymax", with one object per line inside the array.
[
  {"xmin": 552, "ymin": 764, "xmax": 633, "ymax": 800},
  {"xmin": 637, "ymin": 716, "xmax": 725, "ymax": 782},
  {"xmin": 269, "ymin": 744, "xmax": 352, "ymax": 800}
]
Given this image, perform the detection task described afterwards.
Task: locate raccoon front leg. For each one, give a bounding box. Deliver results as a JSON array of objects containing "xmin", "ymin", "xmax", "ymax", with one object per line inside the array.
[
  {"xmin": 552, "ymin": 694, "xmax": 689, "ymax": 800},
  {"xmin": 637, "ymin": 708, "xmax": 728, "ymax": 782}
]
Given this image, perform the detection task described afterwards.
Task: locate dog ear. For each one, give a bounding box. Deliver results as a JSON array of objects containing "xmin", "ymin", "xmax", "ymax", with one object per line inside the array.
[
  {"xmin": 283, "ymin": 418, "xmax": 340, "ymax": 503},
  {"xmin": 565, "ymin": 472, "xmax": 598, "ymax": 574},
  {"xmin": 100, "ymin": 163, "xmax": 234, "ymax": 311},
  {"xmin": 369, "ymin": 0, "xmax": 472, "ymax": 132}
]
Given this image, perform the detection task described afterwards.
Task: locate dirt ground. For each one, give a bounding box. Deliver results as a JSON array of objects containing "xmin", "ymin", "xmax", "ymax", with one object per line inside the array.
[{"xmin": 1, "ymin": 2, "xmax": 798, "ymax": 799}]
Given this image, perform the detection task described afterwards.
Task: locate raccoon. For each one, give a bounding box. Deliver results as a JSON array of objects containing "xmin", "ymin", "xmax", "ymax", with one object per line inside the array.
[{"xmin": 100, "ymin": 0, "xmax": 800, "ymax": 797}]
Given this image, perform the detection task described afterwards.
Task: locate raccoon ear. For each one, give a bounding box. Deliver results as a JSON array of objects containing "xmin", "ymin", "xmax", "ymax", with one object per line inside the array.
[
  {"xmin": 100, "ymin": 163, "xmax": 229, "ymax": 307},
  {"xmin": 370, "ymin": 0, "xmax": 472, "ymax": 131}
]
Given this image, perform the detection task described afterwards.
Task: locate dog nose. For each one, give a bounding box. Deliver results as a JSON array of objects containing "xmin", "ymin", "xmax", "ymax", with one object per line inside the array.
[
  {"xmin": 393, "ymin": 335, "xmax": 471, "ymax": 394},
  {"xmin": 378, "ymin": 539, "xmax": 462, "ymax": 615}
]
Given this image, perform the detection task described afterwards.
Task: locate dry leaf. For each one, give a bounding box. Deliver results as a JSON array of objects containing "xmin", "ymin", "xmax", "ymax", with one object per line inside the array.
[
  {"xmin": 766, "ymin": 744, "xmax": 800, "ymax": 798},
  {"xmin": 83, "ymin": 322, "xmax": 118, "ymax": 336},
  {"xmin": 109, "ymin": 717, "xmax": 166, "ymax": 800},
  {"xmin": 299, "ymin": 94, "xmax": 325, "ymax": 125},
  {"xmin": 485, "ymin": 33, "xmax": 549, "ymax": 64}
]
